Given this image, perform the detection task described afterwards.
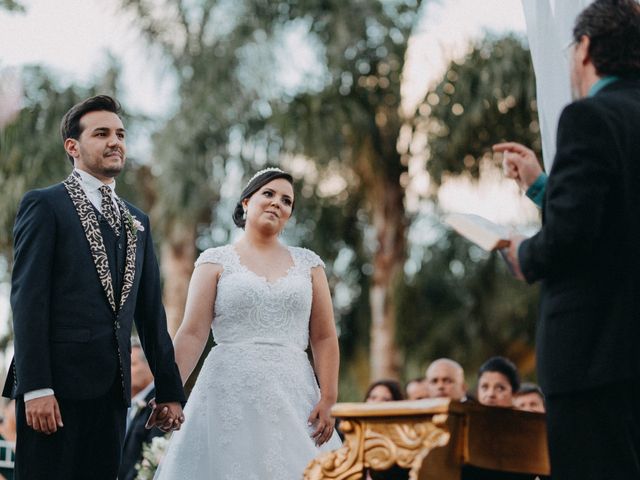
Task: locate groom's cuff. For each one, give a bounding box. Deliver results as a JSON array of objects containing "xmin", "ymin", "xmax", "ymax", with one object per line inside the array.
[{"xmin": 24, "ymin": 388, "xmax": 54, "ymax": 402}]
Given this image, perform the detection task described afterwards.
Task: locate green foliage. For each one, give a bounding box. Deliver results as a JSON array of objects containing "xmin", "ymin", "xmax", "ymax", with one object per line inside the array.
[
  {"xmin": 0, "ymin": 67, "xmax": 89, "ymax": 255},
  {"xmin": 270, "ymin": 0, "xmax": 417, "ymax": 178},
  {"xmin": 264, "ymin": 1, "xmax": 422, "ymax": 378},
  {"xmin": 0, "ymin": 0, "xmax": 24, "ymax": 12},
  {"xmin": 392, "ymin": 35, "xmax": 543, "ymax": 388},
  {"xmin": 397, "ymin": 230, "xmax": 539, "ymax": 381},
  {"xmin": 420, "ymin": 35, "xmax": 542, "ymax": 184}
]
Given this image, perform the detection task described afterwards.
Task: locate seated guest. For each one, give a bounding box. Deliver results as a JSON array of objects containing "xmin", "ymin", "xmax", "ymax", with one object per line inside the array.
[
  {"xmin": 118, "ymin": 339, "xmax": 164, "ymax": 480},
  {"xmin": 477, "ymin": 356, "xmax": 520, "ymax": 408},
  {"xmin": 364, "ymin": 381, "xmax": 407, "ymax": 479},
  {"xmin": 425, "ymin": 358, "xmax": 467, "ymax": 400},
  {"xmin": 514, "ymin": 383, "xmax": 545, "ymax": 413},
  {"xmin": 365, "ymin": 380, "xmax": 404, "ymax": 403},
  {"xmin": 405, "ymin": 378, "xmax": 429, "ymax": 400}
]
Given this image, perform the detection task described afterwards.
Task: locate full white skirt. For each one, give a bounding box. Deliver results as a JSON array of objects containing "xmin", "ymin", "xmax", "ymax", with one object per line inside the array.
[{"xmin": 155, "ymin": 343, "xmax": 341, "ymax": 480}]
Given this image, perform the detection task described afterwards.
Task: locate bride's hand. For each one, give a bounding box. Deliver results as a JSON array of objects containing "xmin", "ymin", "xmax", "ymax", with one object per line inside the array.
[{"xmin": 307, "ymin": 398, "xmax": 336, "ymax": 446}]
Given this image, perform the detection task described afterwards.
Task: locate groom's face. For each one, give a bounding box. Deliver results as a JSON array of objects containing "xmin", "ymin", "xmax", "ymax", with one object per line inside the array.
[{"xmin": 66, "ymin": 110, "xmax": 127, "ymax": 183}]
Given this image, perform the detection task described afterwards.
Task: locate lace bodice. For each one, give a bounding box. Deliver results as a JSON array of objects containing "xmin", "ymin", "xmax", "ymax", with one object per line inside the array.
[{"xmin": 194, "ymin": 244, "xmax": 324, "ymax": 350}]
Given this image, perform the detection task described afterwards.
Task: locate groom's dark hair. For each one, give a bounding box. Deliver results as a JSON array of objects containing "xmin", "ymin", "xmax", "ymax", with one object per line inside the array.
[
  {"xmin": 60, "ymin": 95, "xmax": 122, "ymax": 165},
  {"xmin": 233, "ymin": 168, "xmax": 294, "ymax": 229}
]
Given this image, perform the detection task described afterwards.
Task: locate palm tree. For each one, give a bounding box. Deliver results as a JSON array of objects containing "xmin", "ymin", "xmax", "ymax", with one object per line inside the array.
[
  {"xmin": 267, "ymin": 0, "xmax": 422, "ymax": 380},
  {"xmin": 120, "ymin": 0, "xmax": 424, "ymax": 379}
]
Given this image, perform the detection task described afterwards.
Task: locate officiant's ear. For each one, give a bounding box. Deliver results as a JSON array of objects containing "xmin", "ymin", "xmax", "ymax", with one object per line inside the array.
[
  {"xmin": 64, "ymin": 138, "xmax": 80, "ymax": 160},
  {"xmin": 575, "ymin": 35, "xmax": 591, "ymax": 66}
]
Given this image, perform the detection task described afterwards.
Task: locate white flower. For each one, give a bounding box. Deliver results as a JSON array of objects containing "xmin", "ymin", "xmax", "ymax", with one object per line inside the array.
[
  {"xmin": 135, "ymin": 434, "xmax": 170, "ymax": 479},
  {"xmin": 132, "ymin": 217, "xmax": 145, "ymax": 232},
  {"xmin": 126, "ymin": 212, "xmax": 145, "ymax": 235}
]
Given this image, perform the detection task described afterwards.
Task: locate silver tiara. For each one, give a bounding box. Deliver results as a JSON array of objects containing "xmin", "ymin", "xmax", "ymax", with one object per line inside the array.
[{"xmin": 245, "ymin": 167, "xmax": 285, "ymax": 187}]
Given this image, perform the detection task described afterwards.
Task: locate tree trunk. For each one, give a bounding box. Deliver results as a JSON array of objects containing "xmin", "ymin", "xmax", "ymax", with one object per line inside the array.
[
  {"xmin": 160, "ymin": 221, "xmax": 197, "ymax": 337},
  {"xmin": 368, "ymin": 177, "xmax": 406, "ymax": 381},
  {"xmin": 358, "ymin": 137, "xmax": 407, "ymax": 381}
]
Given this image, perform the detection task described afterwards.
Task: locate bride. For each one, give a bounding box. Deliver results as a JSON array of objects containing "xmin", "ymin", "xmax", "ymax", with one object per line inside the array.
[{"xmin": 155, "ymin": 168, "xmax": 342, "ymax": 478}]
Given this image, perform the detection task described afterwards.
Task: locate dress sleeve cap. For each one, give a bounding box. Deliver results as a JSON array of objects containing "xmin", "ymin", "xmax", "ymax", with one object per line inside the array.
[
  {"xmin": 294, "ymin": 247, "xmax": 325, "ymax": 270},
  {"xmin": 195, "ymin": 246, "xmax": 229, "ymax": 268}
]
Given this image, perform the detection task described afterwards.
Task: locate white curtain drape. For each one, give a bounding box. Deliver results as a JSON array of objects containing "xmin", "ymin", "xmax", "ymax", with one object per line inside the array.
[{"xmin": 520, "ymin": 0, "xmax": 593, "ymax": 171}]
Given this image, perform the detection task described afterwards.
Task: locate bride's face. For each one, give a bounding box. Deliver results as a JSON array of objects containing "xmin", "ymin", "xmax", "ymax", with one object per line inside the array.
[{"xmin": 242, "ymin": 178, "xmax": 294, "ymax": 234}]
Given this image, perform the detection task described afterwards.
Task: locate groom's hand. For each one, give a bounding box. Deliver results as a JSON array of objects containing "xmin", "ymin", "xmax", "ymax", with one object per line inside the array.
[
  {"xmin": 145, "ymin": 399, "xmax": 184, "ymax": 432},
  {"xmin": 25, "ymin": 395, "xmax": 63, "ymax": 435}
]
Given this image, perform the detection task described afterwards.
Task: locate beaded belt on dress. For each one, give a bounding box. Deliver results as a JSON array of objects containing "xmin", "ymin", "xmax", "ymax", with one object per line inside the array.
[{"xmin": 216, "ymin": 337, "xmax": 304, "ymax": 352}]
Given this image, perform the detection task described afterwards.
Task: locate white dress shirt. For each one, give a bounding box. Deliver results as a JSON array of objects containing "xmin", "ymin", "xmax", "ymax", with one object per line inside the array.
[
  {"xmin": 24, "ymin": 169, "xmax": 120, "ymax": 403},
  {"xmin": 126, "ymin": 382, "xmax": 154, "ymax": 432}
]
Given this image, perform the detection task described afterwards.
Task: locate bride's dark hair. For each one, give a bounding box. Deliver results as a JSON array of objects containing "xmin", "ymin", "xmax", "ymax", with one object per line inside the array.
[{"xmin": 233, "ymin": 168, "xmax": 294, "ymax": 228}]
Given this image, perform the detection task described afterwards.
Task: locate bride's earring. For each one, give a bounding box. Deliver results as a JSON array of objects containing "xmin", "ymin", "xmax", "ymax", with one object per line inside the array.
[{"xmin": 242, "ymin": 209, "xmax": 247, "ymax": 220}]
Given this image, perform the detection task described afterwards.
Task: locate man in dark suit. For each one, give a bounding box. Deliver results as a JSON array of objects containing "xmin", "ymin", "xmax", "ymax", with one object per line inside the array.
[
  {"xmin": 119, "ymin": 339, "xmax": 164, "ymax": 480},
  {"xmin": 3, "ymin": 95, "xmax": 186, "ymax": 479},
  {"xmin": 496, "ymin": 1, "xmax": 640, "ymax": 478}
]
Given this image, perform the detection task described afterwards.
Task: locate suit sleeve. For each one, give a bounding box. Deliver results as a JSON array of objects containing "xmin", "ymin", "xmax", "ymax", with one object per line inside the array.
[
  {"xmin": 11, "ymin": 191, "xmax": 55, "ymax": 394},
  {"xmin": 133, "ymin": 215, "xmax": 186, "ymax": 405},
  {"xmin": 519, "ymin": 100, "xmax": 616, "ymax": 283}
]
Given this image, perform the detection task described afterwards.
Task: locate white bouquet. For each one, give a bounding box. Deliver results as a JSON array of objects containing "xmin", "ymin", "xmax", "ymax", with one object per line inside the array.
[{"xmin": 135, "ymin": 435, "xmax": 170, "ymax": 480}]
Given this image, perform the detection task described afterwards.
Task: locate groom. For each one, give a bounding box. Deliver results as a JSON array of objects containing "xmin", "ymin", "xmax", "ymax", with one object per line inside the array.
[{"xmin": 3, "ymin": 95, "xmax": 186, "ymax": 479}]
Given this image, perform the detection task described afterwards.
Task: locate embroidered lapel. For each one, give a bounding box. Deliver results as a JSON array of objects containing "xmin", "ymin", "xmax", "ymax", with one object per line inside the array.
[
  {"xmin": 63, "ymin": 173, "xmax": 117, "ymax": 313},
  {"xmin": 115, "ymin": 198, "xmax": 137, "ymax": 310}
]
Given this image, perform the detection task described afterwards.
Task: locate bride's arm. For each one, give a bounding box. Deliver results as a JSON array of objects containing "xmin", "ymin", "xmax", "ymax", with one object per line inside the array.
[
  {"xmin": 173, "ymin": 263, "xmax": 222, "ymax": 384},
  {"xmin": 308, "ymin": 265, "xmax": 340, "ymax": 445}
]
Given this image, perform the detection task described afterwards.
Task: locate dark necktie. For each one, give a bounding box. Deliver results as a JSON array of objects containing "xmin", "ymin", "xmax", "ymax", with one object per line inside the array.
[{"xmin": 99, "ymin": 185, "xmax": 121, "ymax": 235}]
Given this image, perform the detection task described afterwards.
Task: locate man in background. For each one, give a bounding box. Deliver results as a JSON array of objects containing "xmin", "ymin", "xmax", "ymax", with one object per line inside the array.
[
  {"xmin": 425, "ymin": 358, "xmax": 467, "ymax": 401},
  {"xmin": 119, "ymin": 339, "xmax": 163, "ymax": 480},
  {"xmin": 514, "ymin": 383, "xmax": 545, "ymax": 413},
  {"xmin": 405, "ymin": 378, "xmax": 429, "ymax": 400}
]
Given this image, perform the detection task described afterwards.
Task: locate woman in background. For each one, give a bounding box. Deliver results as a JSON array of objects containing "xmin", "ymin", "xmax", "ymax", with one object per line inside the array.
[
  {"xmin": 476, "ymin": 356, "xmax": 520, "ymax": 408},
  {"xmin": 364, "ymin": 380, "xmax": 405, "ymax": 402}
]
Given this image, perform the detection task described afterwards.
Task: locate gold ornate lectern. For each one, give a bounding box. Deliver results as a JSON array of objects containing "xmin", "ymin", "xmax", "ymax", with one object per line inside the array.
[{"xmin": 304, "ymin": 398, "xmax": 550, "ymax": 480}]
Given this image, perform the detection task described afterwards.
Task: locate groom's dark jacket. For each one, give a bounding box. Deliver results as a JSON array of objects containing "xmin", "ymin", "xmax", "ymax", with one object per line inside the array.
[{"xmin": 3, "ymin": 173, "xmax": 185, "ymax": 406}]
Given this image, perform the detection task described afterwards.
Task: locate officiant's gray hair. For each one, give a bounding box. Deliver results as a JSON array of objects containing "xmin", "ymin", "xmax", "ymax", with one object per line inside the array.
[{"xmin": 233, "ymin": 168, "xmax": 294, "ymax": 228}]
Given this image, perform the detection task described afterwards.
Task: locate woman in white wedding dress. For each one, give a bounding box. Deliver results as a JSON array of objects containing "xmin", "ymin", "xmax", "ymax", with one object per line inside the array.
[{"xmin": 155, "ymin": 168, "xmax": 341, "ymax": 479}]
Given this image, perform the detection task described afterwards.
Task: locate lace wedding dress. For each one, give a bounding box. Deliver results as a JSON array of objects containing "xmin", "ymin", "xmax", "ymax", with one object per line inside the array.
[{"xmin": 155, "ymin": 245, "xmax": 341, "ymax": 479}]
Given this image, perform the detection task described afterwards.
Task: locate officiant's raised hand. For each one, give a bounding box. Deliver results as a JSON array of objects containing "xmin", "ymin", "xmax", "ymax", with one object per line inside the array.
[
  {"xmin": 493, "ymin": 142, "xmax": 543, "ymax": 190},
  {"xmin": 145, "ymin": 399, "xmax": 184, "ymax": 432},
  {"xmin": 25, "ymin": 394, "xmax": 64, "ymax": 435}
]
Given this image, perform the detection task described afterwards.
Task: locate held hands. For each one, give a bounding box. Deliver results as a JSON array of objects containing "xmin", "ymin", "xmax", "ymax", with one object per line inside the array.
[
  {"xmin": 145, "ymin": 399, "xmax": 185, "ymax": 432},
  {"xmin": 25, "ymin": 394, "xmax": 63, "ymax": 435},
  {"xmin": 307, "ymin": 398, "xmax": 336, "ymax": 447},
  {"xmin": 493, "ymin": 142, "xmax": 543, "ymax": 190}
]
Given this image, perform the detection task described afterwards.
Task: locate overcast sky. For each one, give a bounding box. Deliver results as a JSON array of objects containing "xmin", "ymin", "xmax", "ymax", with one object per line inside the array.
[{"xmin": 0, "ymin": 0, "xmax": 527, "ymax": 115}]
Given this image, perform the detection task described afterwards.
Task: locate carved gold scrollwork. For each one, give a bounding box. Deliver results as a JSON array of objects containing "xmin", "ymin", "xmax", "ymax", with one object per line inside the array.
[
  {"xmin": 304, "ymin": 415, "xmax": 451, "ymax": 480},
  {"xmin": 304, "ymin": 420, "xmax": 365, "ymax": 480},
  {"xmin": 364, "ymin": 416, "xmax": 451, "ymax": 480}
]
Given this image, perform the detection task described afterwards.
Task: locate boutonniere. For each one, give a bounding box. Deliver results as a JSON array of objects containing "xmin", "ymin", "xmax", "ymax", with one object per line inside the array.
[
  {"xmin": 126, "ymin": 212, "xmax": 145, "ymax": 235},
  {"xmin": 135, "ymin": 398, "xmax": 148, "ymax": 410}
]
